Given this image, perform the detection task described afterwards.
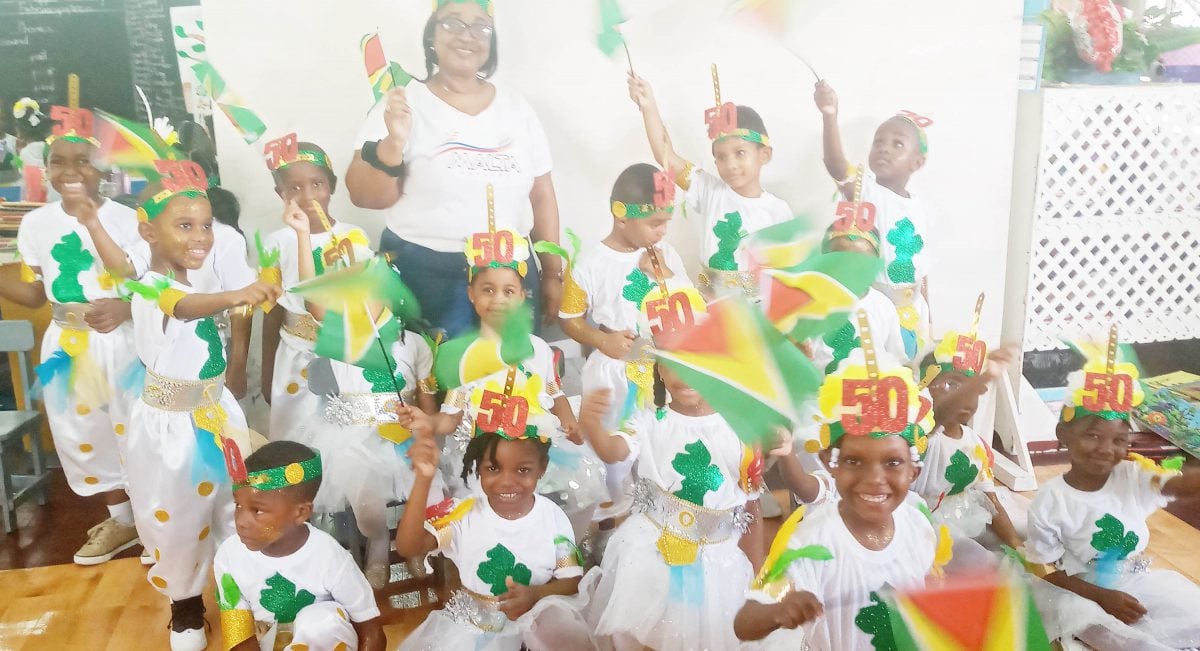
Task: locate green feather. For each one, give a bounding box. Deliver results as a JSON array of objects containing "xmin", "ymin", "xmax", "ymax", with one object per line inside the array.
[
  {"xmin": 763, "ymin": 545, "xmax": 833, "ymax": 583},
  {"xmin": 254, "ymin": 229, "xmax": 280, "ymax": 268},
  {"xmin": 122, "ymin": 275, "xmax": 173, "ymax": 301},
  {"xmin": 1162, "ymin": 455, "xmax": 1185, "ymax": 472}
]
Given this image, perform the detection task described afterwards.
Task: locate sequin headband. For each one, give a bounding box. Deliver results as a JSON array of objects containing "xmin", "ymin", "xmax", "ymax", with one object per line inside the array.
[
  {"xmin": 234, "ymin": 453, "xmax": 322, "ymax": 491},
  {"xmin": 1060, "ymin": 325, "xmax": 1145, "ymax": 424},
  {"xmin": 611, "ymin": 170, "xmax": 675, "ymax": 219},
  {"xmin": 435, "ymin": 0, "xmax": 493, "ymax": 15},
  {"xmin": 262, "ymin": 132, "xmax": 333, "ymax": 172},
  {"xmin": 137, "ymin": 160, "xmax": 209, "ymax": 222},
  {"xmin": 467, "ymin": 184, "xmax": 530, "ymax": 278},
  {"xmin": 894, "ymin": 110, "xmax": 931, "ymax": 156},
  {"xmin": 922, "ymin": 293, "xmax": 988, "ymax": 380},
  {"xmin": 45, "ymin": 106, "xmax": 100, "ymax": 148}
]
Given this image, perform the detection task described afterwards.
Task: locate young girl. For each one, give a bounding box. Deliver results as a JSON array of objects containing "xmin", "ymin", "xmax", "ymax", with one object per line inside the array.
[
  {"xmin": 915, "ymin": 326, "xmax": 1024, "ymax": 572},
  {"xmin": 394, "ymin": 415, "xmax": 594, "ymax": 650},
  {"xmin": 558, "ymin": 163, "xmax": 703, "ymax": 510},
  {"xmin": 281, "ymin": 199, "xmax": 440, "ymax": 588},
  {"xmin": 120, "ymin": 161, "xmax": 279, "ymax": 650},
  {"xmin": 735, "ymin": 344, "xmax": 940, "ymax": 650},
  {"xmin": 260, "ymin": 137, "xmax": 373, "ymax": 440},
  {"xmin": 628, "ymin": 72, "xmax": 792, "ymax": 298},
  {"xmin": 429, "ymin": 218, "xmax": 605, "ymax": 538},
  {"xmin": 1026, "ymin": 332, "xmax": 1200, "ymax": 650},
  {"xmin": 815, "ymin": 80, "xmax": 935, "ymax": 358},
  {"xmin": 578, "ymin": 364, "xmax": 773, "ymax": 650},
  {"xmin": 2, "ymin": 110, "xmax": 142, "ymax": 566}
]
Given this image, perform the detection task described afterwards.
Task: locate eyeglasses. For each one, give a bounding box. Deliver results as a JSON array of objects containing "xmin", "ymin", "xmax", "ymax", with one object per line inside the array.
[{"xmin": 438, "ymin": 17, "xmax": 494, "ymax": 42}]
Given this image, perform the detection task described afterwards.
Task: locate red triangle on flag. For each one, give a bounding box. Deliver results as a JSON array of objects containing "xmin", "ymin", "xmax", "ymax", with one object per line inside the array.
[
  {"xmin": 904, "ymin": 581, "xmax": 998, "ymax": 648},
  {"xmin": 658, "ymin": 298, "xmax": 732, "ymax": 356},
  {"xmin": 764, "ymin": 275, "xmax": 814, "ymax": 324}
]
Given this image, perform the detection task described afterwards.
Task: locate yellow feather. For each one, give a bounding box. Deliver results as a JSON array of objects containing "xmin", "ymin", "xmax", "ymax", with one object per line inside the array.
[
  {"xmin": 932, "ymin": 524, "xmax": 953, "ymax": 578},
  {"xmin": 764, "ymin": 505, "xmax": 807, "ymax": 571}
]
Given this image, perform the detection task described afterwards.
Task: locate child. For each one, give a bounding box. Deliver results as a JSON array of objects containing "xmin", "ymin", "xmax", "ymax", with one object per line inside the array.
[
  {"xmin": 814, "ymin": 80, "xmax": 935, "ymax": 358},
  {"xmin": 429, "ymin": 220, "xmax": 605, "ymax": 537},
  {"xmin": 811, "ymin": 220, "xmax": 907, "ymax": 373},
  {"xmin": 629, "ymin": 72, "xmax": 792, "ymax": 297},
  {"xmin": 578, "ymin": 364, "xmax": 772, "ymax": 650},
  {"xmin": 120, "ymin": 160, "xmax": 280, "ymax": 651},
  {"xmin": 394, "ymin": 414, "xmax": 593, "ymax": 650},
  {"xmin": 281, "ymin": 197, "xmax": 438, "ymax": 588},
  {"xmin": 260, "ymin": 138, "xmax": 372, "ymax": 439},
  {"xmin": 734, "ymin": 344, "xmax": 939, "ymax": 649},
  {"xmin": 914, "ymin": 327, "xmax": 1023, "ymax": 571},
  {"xmin": 1025, "ymin": 332, "xmax": 1200, "ymax": 650},
  {"xmin": 558, "ymin": 162, "xmax": 703, "ymax": 508},
  {"xmin": 2, "ymin": 109, "xmax": 141, "ymax": 566},
  {"xmin": 213, "ymin": 441, "xmax": 385, "ymax": 651}
]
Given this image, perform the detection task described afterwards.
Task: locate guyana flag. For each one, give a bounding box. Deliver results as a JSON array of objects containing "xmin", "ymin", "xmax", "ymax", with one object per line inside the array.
[
  {"xmin": 434, "ymin": 304, "xmax": 535, "ymax": 390},
  {"xmin": 596, "ymin": 0, "xmax": 627, "ymax": 57},
  {"xmin": 885, "ymin": 569, "xmax": 1052, "ymax": 651},
  {"xmin": 742, "ymin": 218, "xmax": 821, "ymax": 271},
  {"xmin": 291, "ymin": 256, "xmax": 420, "ymax": 368},
  {"xmin": 93, "ymin": 109, "xmax": 176, "ymax": 178},
  {"xmin": 758, "ymin": 250, "xmax": 882, "ymax": 342},
  {"xmin": 361, "ymin": 33, "xmax": 413, "ymax": 102},
  {"xmin": 655, "ymin": 297, "xmax": 822, "ymax": 444},
  {"xmin": 191, "ymin": 61, "xmax": 267, "ymax": 144}
]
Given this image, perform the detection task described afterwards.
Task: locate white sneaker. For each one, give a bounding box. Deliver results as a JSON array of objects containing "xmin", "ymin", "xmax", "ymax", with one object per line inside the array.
[
  {"xmin": 169, "ymin": 626, "xmax": 207, "ymax": 651},
  {"xmin": 73, "ymin": 517, "xmax": 139, "ymax": 565}
]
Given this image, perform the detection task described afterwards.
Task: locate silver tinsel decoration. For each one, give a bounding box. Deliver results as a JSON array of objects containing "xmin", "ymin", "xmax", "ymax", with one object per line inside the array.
[{"xmin": 323, "ymin": 395, "xmax": 358, "ymax": 427}]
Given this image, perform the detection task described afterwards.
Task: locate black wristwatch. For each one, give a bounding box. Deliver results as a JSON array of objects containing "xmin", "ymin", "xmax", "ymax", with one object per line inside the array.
[{"xmin": 361, "ymin": 140, "xmax": 406, "ymax": 177}]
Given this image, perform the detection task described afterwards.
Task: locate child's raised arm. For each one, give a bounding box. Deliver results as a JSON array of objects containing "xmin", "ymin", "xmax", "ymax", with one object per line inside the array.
[
  {"xmin": 73, "ymin": 197, "xmax": 137, "ymax": 278},
  {"xmin": 394, "ymin": 407, "xmax": 442, "ymax": 559},
  {"xmin": 578, "ymin": 389, "xmax": 631, "ymax": 463},
  {"xmin": 173, "ymin": 281, "xmax": 281, "ymax": 321},
  {"xmin": 628, "ymin": 73, "xmax": 692, "ymax": 183},
  {"xmin": 813, "ymin": 80, "xmax": 853, "ymax": 201}
]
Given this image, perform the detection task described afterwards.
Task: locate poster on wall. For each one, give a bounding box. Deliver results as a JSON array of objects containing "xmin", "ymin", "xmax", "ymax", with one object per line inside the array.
[{"xmin": 170, "ymin": 5, "xmax": 211, "ymax": 123}]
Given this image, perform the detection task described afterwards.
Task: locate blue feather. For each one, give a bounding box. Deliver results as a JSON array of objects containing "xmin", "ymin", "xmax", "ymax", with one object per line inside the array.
[
  {"xmin": 668, "ymin": 561, "xmax": 705, "ymax": 606},
  {"xmin": 35, "ymin": 349, "xmax": 71, "ymax": 386},
  {"xmin": 1094, "ymin": 548, "xmax": 1123, "ymax": 589},
  {"xmin": 118, "ymin": 359, "xmax": 147, "ymax": 398},
  {"xmin": 34, "ymin": 350, "xmax": 71, "ymax": 412},
  {"xmin": 192, "ymin": 425, "xmax": 227, "ymax": 485},
  {"xmin": 620, "ymin": 379, "xmax": 639, "ymax": 425}
]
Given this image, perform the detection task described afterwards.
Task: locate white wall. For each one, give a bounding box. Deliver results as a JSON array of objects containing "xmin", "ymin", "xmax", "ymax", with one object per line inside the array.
[{"xmin": 200, "ymin": 0, "xmax": 1022, "ymax": 345}]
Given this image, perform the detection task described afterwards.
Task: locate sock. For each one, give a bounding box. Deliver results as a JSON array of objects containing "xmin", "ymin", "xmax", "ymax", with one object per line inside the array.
[{"xmin": 107, "ymin": 500, "xmax": 135, "ymax": 527}]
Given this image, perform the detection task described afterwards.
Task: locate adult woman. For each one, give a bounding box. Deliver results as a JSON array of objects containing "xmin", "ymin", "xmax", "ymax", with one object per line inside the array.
[{"xmin": 348, "ymin": 0, "xmax": 562, "ymax": 337}]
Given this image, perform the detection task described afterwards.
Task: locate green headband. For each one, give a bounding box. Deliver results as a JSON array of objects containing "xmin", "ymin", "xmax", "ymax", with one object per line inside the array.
[
  {"xmin": 611, "ymin": 200, "xmax": 674, "ymax": 219},
  {"xmin": 275, "ymin": 148, "xmax": 333, "ymax": 172},
  {"xmin": 138, "ymin": 188, "xmax": 208, "ymax": 222},
  {"xmin": 715, "ymin": 128, "xmax": 770, "ymax": 147},
  {"xmin": 436, "ymin": 0, "xmax": 493, "ymax": 15},
  {"xmin": 893, "ymin": 114, "xmax": 929, "ymax": 156},
  {"xmin": 234, "ymin": 454, "xmax": 322, "ymax": 491}
]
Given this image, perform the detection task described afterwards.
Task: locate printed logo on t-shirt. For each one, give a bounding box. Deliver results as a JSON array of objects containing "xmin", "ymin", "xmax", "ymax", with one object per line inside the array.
[{"xmin": 437, "ymin": 138, "xmax": 520, "ymax": 175}]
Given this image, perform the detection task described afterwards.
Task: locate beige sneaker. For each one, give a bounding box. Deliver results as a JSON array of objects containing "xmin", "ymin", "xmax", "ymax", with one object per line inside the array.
[{"xmin": 73, "ymin": 517, "xmax": 139, "ymax": 565}]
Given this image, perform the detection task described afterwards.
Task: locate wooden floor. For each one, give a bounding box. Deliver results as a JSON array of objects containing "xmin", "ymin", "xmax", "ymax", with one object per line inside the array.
[{"xmin": 4, "ymin": 467, "xmax": 1200, "ymax": 649}]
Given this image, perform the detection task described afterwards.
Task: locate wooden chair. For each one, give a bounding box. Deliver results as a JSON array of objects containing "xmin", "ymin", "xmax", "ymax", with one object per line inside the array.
[{"xmin": 0, "ymin": 320, "xmax": 50, "ymax": 533}]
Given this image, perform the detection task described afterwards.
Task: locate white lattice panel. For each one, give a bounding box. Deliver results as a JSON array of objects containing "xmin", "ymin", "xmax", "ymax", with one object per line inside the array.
[{"xmin": 1024, "ymin": 87, "xmax": 1200, "ymax": 351}]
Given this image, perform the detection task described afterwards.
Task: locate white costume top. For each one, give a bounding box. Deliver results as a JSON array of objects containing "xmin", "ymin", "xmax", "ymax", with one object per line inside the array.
[
  {"xmin": 213, "ymin": 524, "xmax": 380, "ymax": 624},
  {"xmin": 913, "ymin": 424, "xmax": 996, "ymax": 502},
  {"xmin": 355, "ymin": 82, "xmax": 552, "ymax": 252},
  {"xmin": 559, "ymin": 241, "xmax": 693, "ymax": 337},
  {"xmin": 264, "ymin": 221, "xmax": 373, "ymax": 317},
  {"xmin": 812, "ymin": 287, "xmax": 908, "ymax": 373},
  {"xmin": 425, "ymin": 494, "xmax": 583, "ymax": 597},
  {"xmin": 1025, "ymin": 460, "xmax": 1170, "ymax": 577},
  {"xmin": 616, "ymin": 408, "xmax": 760, "ymax": 510},
  {"xmin": 131, "ymin": 271, "xmax": 228, "ymax": 380},
  {"xmin": 17, "ymin": 199, "xmax": 141, "ymax": 302},
  {"xmin": 747, "ymin": 500, "xmax": 936, "ymax": 650},
  {"xmin": 859, "ymin": 170, "xmax": 935, "ymax": 292},
  {"xmin": 684, "ymin": 167, "xmax": 793, "ymax": 270}
]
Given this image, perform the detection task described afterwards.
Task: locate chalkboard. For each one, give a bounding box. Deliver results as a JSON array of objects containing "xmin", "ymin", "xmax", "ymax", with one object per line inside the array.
[{"xmin": 0, "ymin": 0, "xmax": 197, "ymax": 123}]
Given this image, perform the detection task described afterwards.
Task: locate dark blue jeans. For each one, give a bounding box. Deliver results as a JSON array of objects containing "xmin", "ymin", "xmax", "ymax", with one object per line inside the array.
[{"xmin": 379, "ymin": 229, "xmax": 541, "ymax": 339}]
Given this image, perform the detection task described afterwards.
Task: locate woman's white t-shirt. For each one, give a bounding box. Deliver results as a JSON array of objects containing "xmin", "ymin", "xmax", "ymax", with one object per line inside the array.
[{"xmin": 355, "ymin": 82, "xmax": 552, "ymax": 252}]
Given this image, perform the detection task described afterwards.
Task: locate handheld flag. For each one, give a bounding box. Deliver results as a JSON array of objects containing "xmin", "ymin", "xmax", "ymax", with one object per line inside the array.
[
  {"xmin": 191, "ymin": 61, "xmax": 267, "ymax": 144},
  {"xmin": 361, "ymin": 32, "xmax": 413, "ymax": 102},
  {"xmin": 434, "ymin": 304, "xmax": 535, "ymax": 390}
]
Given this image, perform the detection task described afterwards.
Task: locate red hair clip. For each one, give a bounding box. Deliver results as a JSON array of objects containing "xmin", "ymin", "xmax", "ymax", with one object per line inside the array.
[
  {"xmin": 263, "ymin": 132, "xmax": 299, "ymax": 170},
  {"xmin": 50, "ymin": 106, "xmax": 94, "ymax": 138},
  {"xmin": 154, "ymin": 160, "xmax": 208, "ymax": 193}
]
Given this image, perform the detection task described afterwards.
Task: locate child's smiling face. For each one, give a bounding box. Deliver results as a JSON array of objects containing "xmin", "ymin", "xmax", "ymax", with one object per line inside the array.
[
  {"xmin": 928, "ymin": 370, "xmax": 979, "ymax": 427},
  {"xmin": 868, "ymin": 117, "xmax": 925, "ymax": 187},
  {"xmin": 468, "ymin": 265, "xmax": 525, "ymax": 330},
  {"xmin": 830, "ymin": 434, "xmax": 919, "ymax": 526},
  {"xmin": 1058, "ymin": 415, "xmax": 1133, "ymax": 479},
  {"xmin": 478, "ymin": 437, "xmax": 547, "ymax": 519},
  {"xmin": 139, "ymin": 195, "xmax": 214, "ymax": 274},
  {"xmin": 46, "ymin": 139, "xmax": 101, "ymax": 201}
]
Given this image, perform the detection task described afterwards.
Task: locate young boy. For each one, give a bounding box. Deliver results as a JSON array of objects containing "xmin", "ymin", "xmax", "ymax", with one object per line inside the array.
[
  {"xmin": 260, "ymin": 137, "xmax": 372, "ymax": 440},
  {"xmin": 214, "ymin": 441, "xmax": 385, "ymax": 651},
  {"xmin": 628, "ymin": 72, "xmax": 793, "ymax": 297},
  {"xmin": 734, "ymin": 345, "xmax": 939, "ymax": 650},
  {"xmin": 2, "ymin": 108, "xmax": 141, "ymax": 565},
  {"xmin": 558, "ymin": 163, "xmax": 702, "ymax": 510},
  {"xmin": 815, "ymin": 80, "xmax": 935, "ymax": 358},
  {"xmin": 118, "ymin": 160, "xmax": 280, "ymax": 651}
]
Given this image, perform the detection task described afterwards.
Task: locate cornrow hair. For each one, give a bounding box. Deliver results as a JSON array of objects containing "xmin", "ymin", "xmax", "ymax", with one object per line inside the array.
[{"xmin": 460, "ymin": 431, "xmax": 550, "ymax": 484}]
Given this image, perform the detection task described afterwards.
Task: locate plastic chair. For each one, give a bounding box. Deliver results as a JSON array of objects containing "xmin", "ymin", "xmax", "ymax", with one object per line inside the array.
[{"xmin": 0, "ymin": 320, "xmax": 50, "ymax": 533}]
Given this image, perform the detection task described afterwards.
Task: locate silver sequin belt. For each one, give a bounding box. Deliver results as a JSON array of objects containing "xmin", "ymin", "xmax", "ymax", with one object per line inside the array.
[
  {"xmin": 51, "ymin": 302, "xmax": 93, "ymax": 330},
  {"xmin": 632, "ymin": 479, "xmax": 751, "ymax": 547},
  {"xmin": 141, "ymin": 369, "xmax": 225, "ymax": 412},
  {"xmin": 443, "ymin": 588, "xmax": 507, "ymax": 633},
  {"xmin": 323, "ymin": 391, "xmax": 415, "ymax": 427},
  {"xmin": 697, "ymin": 268, "xmax": 759, "ymax": 298}
]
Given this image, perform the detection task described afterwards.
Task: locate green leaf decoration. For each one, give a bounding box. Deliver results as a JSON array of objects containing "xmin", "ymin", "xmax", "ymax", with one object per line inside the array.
[
  {"xmin": 363, "ymin": 366, "xmax": 406, "ymax": 394},
  {"xmin": 944, "ymin": 449, "xmax": 979, "ymax": 496},
  {"xmin": 259, "ymin": 572, "xmax": 316, "ymax": 624},
  {"xmin": 672, "ymin": 440, "xmax": 724, "ymax": 505},
  {"xmin": 621, "ymin": 268, "xmax": 654, "ymax": 307},
  {"xmin": 1090, "ymin": 513, "xmax": 1139, "ymax": 559},
  {"xmin": 216, "ymin": 573, "xmax": 242, "ymax": 611},
  {"xmin": 706, "ymin": 211, "xmax": 744, "ymax": 272},
  {"xmin": 254, "ymin": 230, "xmax": 280, "ymax": 268},
  {"xmin": 885, "ymin": 217, "xmax": 924, "ymax": 284},
  {"xmin": 174, "ymin": 25, "xmax": 186, "ymax": 37},
  {"xmin": 763, "ymin": 545, "xmax": 834, "ymax": 583},
  {"xmin": 476, "ymin": 543, "xmax": 532, "ymax": 596},
  {"xmin": 49, "ymin": 232, "xmax": 94, "ymax": 303},
  {"xmin": 823, "ymin": 320, "xmax": 860, "ymax": 375},
  {"xmin": 196, "ymin": 317, "xmax": 227, "ymax": 380},
  {"xmin": 855, "ymin": 591, "xmax": 898, "ymax": 651},
  {"xmin": 554, "ymin": 534, "xmax": 585, "ymax": 567}
]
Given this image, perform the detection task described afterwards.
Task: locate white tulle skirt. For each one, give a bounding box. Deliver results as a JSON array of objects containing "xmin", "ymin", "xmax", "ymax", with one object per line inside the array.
[
  {"xmin": 1032, "ymin": 567, "xmax": 1200, "ymax": 650},
  {"xmin": 584, "ymin": 514, "xmax": 753, "ymax": 651}
]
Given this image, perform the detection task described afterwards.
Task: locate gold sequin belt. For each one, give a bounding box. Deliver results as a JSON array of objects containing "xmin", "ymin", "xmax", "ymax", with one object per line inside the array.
[
  {"xmin": 697, "ymin": 268, "xmax": 759, "ymax": 298},
  {"xmin": 141, "ymin": 369, "xmax": 226, "ymax": 412},
  {"xmin": 323, "ymin": 391, "xmax": 414, "ymax": 426},
  {"xmin": 872, "ymin": 283, "xmax": 920, "ymax": 307},
  {"xmin": 443, "ymin": 588, "xmax": 507, "ymax": 633},
  {"xmin": 282, "ymin": 310, "xmax": 319, "ymax": 342},
  {"xmin": 51, "ymin": 302, "xmax": 92, "ymax": 330},
  {"xmin": 632, "ymin": 480, "xmax": 750, "ymax": 548}
]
